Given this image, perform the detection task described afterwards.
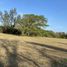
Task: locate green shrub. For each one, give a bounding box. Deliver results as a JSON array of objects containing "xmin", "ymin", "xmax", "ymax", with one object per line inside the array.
[{"xmin": 2, "ymin": 27, "xmax": 22, "ymax": 35}]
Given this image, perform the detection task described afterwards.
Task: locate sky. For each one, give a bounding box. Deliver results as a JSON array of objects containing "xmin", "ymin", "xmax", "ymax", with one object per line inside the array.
[{"xmin": 0, "ymin": 0, "xmax": 67, "ymax": 32}]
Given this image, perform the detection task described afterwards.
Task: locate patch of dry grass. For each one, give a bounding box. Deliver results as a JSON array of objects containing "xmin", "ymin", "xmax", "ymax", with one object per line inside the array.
[{"xmin": 0, "ymin": 33, "xmax": 67, "ymax": 67}]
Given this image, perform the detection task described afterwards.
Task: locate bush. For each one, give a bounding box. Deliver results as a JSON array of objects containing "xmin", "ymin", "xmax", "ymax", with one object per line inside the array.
[
  {"xmin": 0, "ymin": 26, "xmax": 3, "ymax": 33},
  {"xmin": 2, "ymin": 27, "xmax": 22, "ymax": 35}
]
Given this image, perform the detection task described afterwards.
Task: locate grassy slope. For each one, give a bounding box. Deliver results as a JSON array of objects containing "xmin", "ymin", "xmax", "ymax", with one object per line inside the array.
[
  {"xmin": 0, "ymin": 33, "xmax": 67, "ymax": 67},
  {"xmin": 0, "ymin": 33, "xmax": 67, "ymax": 50}
]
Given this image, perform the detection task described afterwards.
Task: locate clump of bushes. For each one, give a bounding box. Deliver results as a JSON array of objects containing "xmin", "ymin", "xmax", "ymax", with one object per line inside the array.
[
  {"xmin": 2, "ymin": 27, "xmax": 22, "ymax": 35},
  {"xmin": 0, "ymin": 25, "xmax": 67, "ymax": 38}
]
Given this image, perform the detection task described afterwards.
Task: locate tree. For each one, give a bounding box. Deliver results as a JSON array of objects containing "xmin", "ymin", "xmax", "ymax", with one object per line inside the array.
[
  {"xmin": 0, "ymin": 11, "xmax": 9, "ymax": 27},
  {"xmin": 17, "ymin": 14, "xmax": 48, "ymax": 36},
  {"xmin": 0, "ymin": 8, "xmax": 48, "ymax": 36},
  {"xmin": 0, "ymin": 8, "xmax": 17, "ymax": 27},
  {"xmin": 9, "ymin": 8, "xmax": 17, "ymax": 27},
  {"xmin": 0, "ymin": 8, "xmax": 22, "ymax": 35}
]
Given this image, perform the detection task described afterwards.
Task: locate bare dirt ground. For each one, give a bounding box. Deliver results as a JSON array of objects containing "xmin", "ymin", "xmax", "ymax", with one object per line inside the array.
[{"xmin": 0, "ymin": 33, "xmax": 67, "ymax": 67}]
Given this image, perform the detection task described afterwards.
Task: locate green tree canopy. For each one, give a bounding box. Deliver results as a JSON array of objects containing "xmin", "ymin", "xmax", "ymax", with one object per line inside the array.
[
  {"xmin": 0, "ymin": 8, "xmax": 48, "ymax": 36},
  {"xmin": 21, "ymin": 14, "xmax": 48, "ymax": 28},
  {"xmin": 17, "ymin": 14, "xmax": 48, "ymax": 36},
  {"xmin": 0, "ymin": 8, "xmax": 17, "ymax": 27}
]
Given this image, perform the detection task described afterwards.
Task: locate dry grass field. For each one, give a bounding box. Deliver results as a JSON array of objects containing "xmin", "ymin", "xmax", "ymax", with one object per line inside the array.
[{"xmin": 0, "ymin": 33, "xmax": 67, "ymax": 67}]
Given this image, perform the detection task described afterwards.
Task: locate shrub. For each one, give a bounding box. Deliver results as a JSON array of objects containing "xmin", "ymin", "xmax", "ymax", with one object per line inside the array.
[
  {"xmin": 0, "ymin": 26, "xmax": 3, "ymax": 33},
  {"xmin": 2, "ymin": 27, "xmax": 22, "ymax": 35}
]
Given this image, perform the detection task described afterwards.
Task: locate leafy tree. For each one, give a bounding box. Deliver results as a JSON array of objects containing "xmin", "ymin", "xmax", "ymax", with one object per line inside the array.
[
  {"xmin": 17, "ymin": 14, "xmax": 48, "ymax": 36},
  {"xmin": 0, "ymin": 11, "xmax": 9, "ymax": 27},
  {"xmin": 0, "ymin": 8, "xmax": 22, "ymax": 35},
  {"xmin": 9, "ymin": 8, "xmax": 17, "ymax": 27},
  {"xmin": 0, "ymin": 8, "xmax": 17, "ymax": 27}
]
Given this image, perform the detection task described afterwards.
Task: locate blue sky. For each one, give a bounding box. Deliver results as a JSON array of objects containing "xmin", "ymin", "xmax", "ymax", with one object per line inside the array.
[{"xmin": 0, "ymin": 0, "xmax": 67, "ymax": 32}]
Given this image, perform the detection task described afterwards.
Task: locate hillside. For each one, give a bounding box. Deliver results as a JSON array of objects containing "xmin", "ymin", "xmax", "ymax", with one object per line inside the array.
[{"xmin": 0, "ymin": 33, "xmax": 67, "ymax": 67}]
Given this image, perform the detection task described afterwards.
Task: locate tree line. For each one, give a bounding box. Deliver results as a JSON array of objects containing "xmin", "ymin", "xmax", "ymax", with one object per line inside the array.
[{"xmin": 0, "ymin": 8, "xmax": 67, "ymax": 38}]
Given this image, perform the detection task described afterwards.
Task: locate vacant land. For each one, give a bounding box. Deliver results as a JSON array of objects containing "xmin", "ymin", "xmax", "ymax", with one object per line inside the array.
[{"xmin": 0, "ymin": 33, "xmax": 67, "ymax": 67}]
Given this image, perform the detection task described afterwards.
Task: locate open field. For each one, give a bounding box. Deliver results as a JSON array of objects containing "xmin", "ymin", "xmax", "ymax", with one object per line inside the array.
[{"xmin": 0, "ymin": 33, "xmax": 67, "ymax": 67}]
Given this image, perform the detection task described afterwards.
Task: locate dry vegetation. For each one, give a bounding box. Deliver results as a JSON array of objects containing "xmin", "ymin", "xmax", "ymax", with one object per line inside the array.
[{"xmin": 0, "ymin": 33, "xmax": 67, "ymax": 67}]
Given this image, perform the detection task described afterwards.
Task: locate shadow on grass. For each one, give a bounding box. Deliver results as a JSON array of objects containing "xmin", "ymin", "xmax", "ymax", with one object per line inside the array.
[
  {"xmin": 26, "ymin": 42, "xmax": 67, "ymax": 52},
  {"xmin": 51, "ymin": 60, "xmax": 67, "ymax": 67},
  {"xmin": 0, "ymin": 61, "xmax": 4, "ymax": 67},
  {"xmin": 57, "ymin": 42, "xmax": 67, "ymax": 45},
  {"xmin": 26, "ymin": 41, "xmax": 67, "ymax": 67},
  {"xmin": 0, "ymin": 39, "xmax": 40, "ymax": 67},
  {"xmin": 1, "ymin": 40, "xmax": 18, "ymax": 67},
  {"xmin": 0, "ymin": 39, "xmax": 67, "ymax": 67}
]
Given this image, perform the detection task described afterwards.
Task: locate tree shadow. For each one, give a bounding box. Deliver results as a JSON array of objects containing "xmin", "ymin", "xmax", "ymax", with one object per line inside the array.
[
  {"xmin": 0, "ymin": 39, "xmax": 67, "ymax": 67},
  {"xmin": 26, "ymin": 41, "xmax": 67, "ymax": 67},
  {"xmin": 0, "ymin": 61, "xmax": 4, "ymax": 67},
  {"xmin": 51, "ymin": 59, "xmax": 67, "ymax": 67},
  {"xmin": 0, "ymin": 39, "xmax": 40, "ymax": 67},
  {"xmin": 1, "ymin": 41, "xmax": 18, "ymax": 67},
  {"xmin": 57, "ymin": 42, "xmax": 67, "ymax": 45},
  {"xmin": 26, "ymin": 42, "xmax": 67, "ymax": 52}
]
